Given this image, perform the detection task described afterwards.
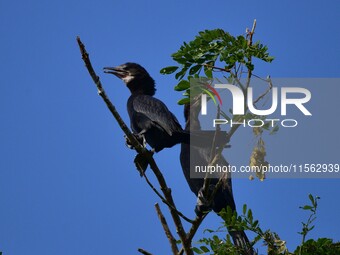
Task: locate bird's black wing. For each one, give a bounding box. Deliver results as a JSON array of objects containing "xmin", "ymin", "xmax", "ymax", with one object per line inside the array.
[{"xmin": 131, "ymin": 95, "xmax": 183, "ymax": 135}]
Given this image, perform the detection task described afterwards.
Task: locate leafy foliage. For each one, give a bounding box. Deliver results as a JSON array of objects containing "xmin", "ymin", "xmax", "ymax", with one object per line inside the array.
[
  {"xmin": 296, "ymin": 194, "xmax": 321, "ymax": 255},
  {"xmin": 160, "ymin": 29, "xmax": 273, "ymax": 79},
  {"xmin": 193, "ymin": 205, "xmax": 288, "ymax": 255},
  {"xmin": 294, "ymin": 238, "xmax": 340, "ymax": 255},
  {"xmin": 191, "ymin": 195, "xmax": 339, "ymax": 255},
  {"xmin": 160, "ymin": 28, "xmax": 274, "ymax": 104}
]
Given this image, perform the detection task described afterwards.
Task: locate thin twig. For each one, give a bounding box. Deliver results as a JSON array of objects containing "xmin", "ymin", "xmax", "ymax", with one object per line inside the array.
[
  {"xmin": 253, "ymin": 76, "xmax": 273, "ymax": 105},
  {"xmin": 248, "ymin": 19, "xmax": 257, "ymax": 44},
  {"xmin": 155, "ymin": 203, "xmax": 179, "ymax": 255},
  {"xmin": 209, "ymin": 104, "xmax": 221, "ymax": 165},
  {"xmin": 230, "ymin": 72, "xmax": 246, "ymax": 93},
  {"xmin": 251, "ymin": 73, "xmax": 270, "ymax": 82},
  {"xmin": 138, "ymin": 248, "xmax": 154, "ymax": 255},
  {"xmin": 143, "ymin": 173, "xmax": 194, "ymax": 224},
  {"xmin": 202, "ymin": 63, "xmax": 230, "ymax": 73},
  {"xmin": 245, "ymin": 19, "xmax": 257, "ymax": 90}
]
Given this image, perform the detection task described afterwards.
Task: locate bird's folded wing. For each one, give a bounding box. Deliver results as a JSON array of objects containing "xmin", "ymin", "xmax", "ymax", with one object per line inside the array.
[{"xmin": 131, "ymin": 95, "xmax": 183, "ymax": 136}]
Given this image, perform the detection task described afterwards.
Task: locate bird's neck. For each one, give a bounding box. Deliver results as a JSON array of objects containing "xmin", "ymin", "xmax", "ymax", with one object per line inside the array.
[
  {"xmin": 129, "ymin": 89, "xmax": 149, "ymax": 96},
  {"xmin": 127, "ymin": 77, "xmax": 156, "ymax": 96},
  {"xmin": 184, "ymin": 104, "xmax": 201, "ymax": 131}
]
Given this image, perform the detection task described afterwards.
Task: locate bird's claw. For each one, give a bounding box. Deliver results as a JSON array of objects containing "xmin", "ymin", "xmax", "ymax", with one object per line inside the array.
[
  {"xmin": 124, "ymin": 134, "xmax": 147, "ymax": 150},
  {"xmin": 194, "ymin": 186, "xmax": 215, "ymax": 216},
  {"xmin": 125, "ymin": 135, "xmax": 134, "ymax": 149},
  {"xmin": 134, "ymin": 153, "xmax": 149, "ymax": 176}
]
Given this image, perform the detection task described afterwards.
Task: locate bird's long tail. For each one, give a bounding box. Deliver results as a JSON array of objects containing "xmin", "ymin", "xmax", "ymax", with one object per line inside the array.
[{"xmin": 229, "ymin": 230, "xmax": 254, "ymax": 255}]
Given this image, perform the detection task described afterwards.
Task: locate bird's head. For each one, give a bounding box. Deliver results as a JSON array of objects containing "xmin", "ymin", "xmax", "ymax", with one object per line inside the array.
[{"xmin": 104, "ymin": 62, "xmax": 156, "ymax": 96}]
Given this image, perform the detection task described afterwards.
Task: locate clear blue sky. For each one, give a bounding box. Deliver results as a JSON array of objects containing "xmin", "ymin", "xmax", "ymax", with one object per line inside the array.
[{"xmin": 0, "ymin": 1, "xmax": 339, "ymax": 254}]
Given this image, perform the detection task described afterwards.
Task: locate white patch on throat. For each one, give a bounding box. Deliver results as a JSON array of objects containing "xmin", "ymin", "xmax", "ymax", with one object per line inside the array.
[{"xmin": 122, "ymin": 75, "xmax": 134, "ymax": 84}]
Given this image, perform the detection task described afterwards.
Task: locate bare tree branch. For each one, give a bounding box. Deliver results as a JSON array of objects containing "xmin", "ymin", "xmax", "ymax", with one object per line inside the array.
[
  {"xmin": 76, "ymin": 36, "xmax": 193, "ymax": 255},
  {"xmin": 144, "ymin": 154, "xmax": 192, "ymax": 254},
  {"xmin": 155, "ymin": 203, "xmax": 179, "ymax": 255},
  {"xmin": 179, "ymin": 214, "xmax": 207, "ymax": 255}
]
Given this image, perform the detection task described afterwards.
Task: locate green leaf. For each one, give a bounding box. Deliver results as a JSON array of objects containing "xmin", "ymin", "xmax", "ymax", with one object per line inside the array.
[
  {"xmin": 300, "ymin": 205, "xmax": 313, "ymax": 210},
  {"xmin": 247, "ymin": 209, "xmax": 253, "ymax": 223},
  {"xmin": 252, "ymin": 220, "xmax": 259, "ymax": 228},
  {"xmin": 237, "ymin": 35, "xmax": 247, "ymax": 48},
  {"xmin": 177, "ymin": 97, "xmax": 190, "ymax": 105},
  {"xmin": 200, "ymin": 246, "xmax": 210, "ymax": 252},
  {"xmin": 243, "ymin": 204, "xmax": 247, "ymax": 215},
  {"xmin": 192, "ymin": 247, "xmax": 204, "ymax": 254},
  {"xmin": 213, "ymin": 235, "xmax": 221, "ymax": 243},
  {"xmin": 189, "ymin": 65, "xmax": 202, "ymax": 75},
  {"xmin": 174, "ymin": 80, "xmax": 190, "ymax": 91},
  {"xmin": 309, "ymin": 194, "xmax": 315, "ymax": 206},
  {"xmin": 204, "ymin": 65, "xmax": 213, "ymax": 78},
  {"xmin": 266, "ymin": 56, "xmax": 275, "ymax": 62},
  {"xmin": 160, "ymin": 66, "xmax": 178, "ymax": 74},
  {"xmin": 175, "ymin": 67, "xmax": 188, "ymax": 80},
  {"xmin": 308, "ymin": 225, "xmax": 315, "ymax": 231},
  {"xmin": 203, "ymin": 229, "xmax": 215, "ymax": 234}
]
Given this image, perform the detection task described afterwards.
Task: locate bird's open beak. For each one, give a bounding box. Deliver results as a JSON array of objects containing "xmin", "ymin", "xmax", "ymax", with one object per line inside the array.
[{"xmin": 103, "ymin": 66, "xmax": 128, "ymax": 79}]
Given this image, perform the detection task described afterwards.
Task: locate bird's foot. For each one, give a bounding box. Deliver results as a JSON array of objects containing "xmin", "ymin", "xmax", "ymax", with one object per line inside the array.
[
  {"xmin": 134, "ymin": 149, "xmax": 154, "ymax": 176},
  {"xmin": 134, "ymin": 153, "xmax": 149, "ymax": 176},
  {"xmin": 124, "ymin": 133, "xmax": 147, "ymax": 150},
  {"xmin": 194, "ymin": 186, "xmax": 215, "ymax": 216}
]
